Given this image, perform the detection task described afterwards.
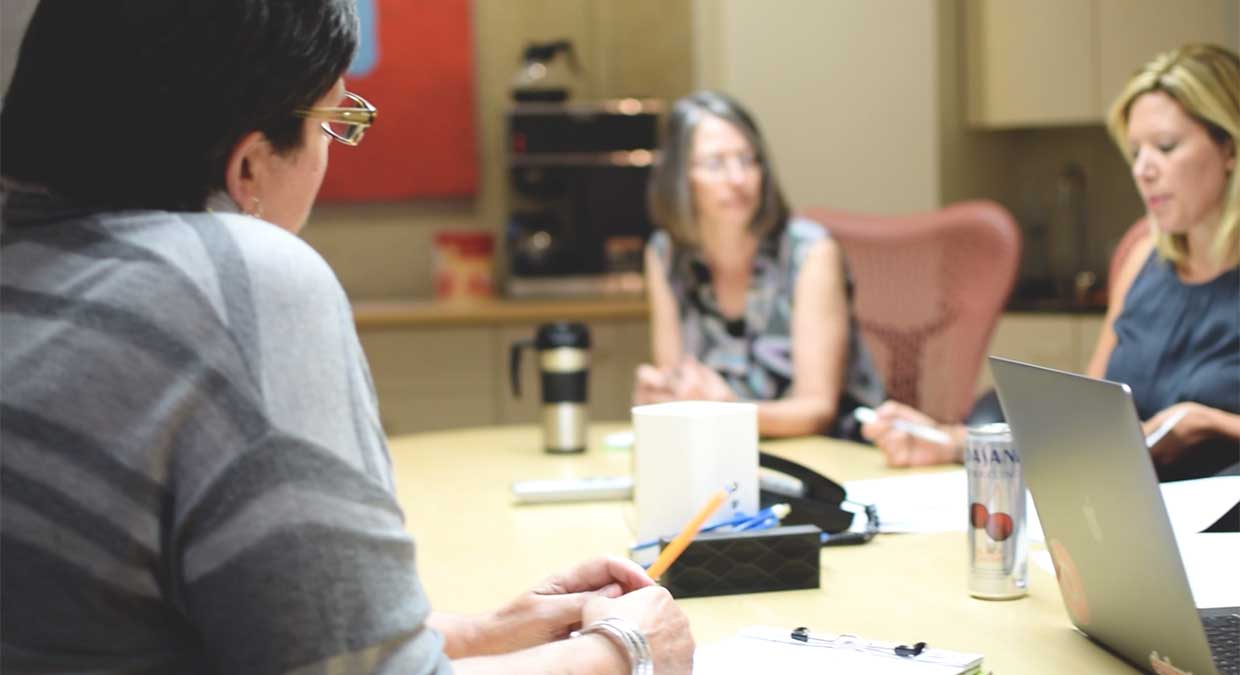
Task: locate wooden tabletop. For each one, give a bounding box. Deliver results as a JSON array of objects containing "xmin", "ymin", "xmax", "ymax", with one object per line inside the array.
[
  {"xmin": 353, "ymin": 296, "xmax": 648, "ymax": 329},
  {"xmin": 388, "ymin": 423, "xmax": 1139, "ymax": 674}
]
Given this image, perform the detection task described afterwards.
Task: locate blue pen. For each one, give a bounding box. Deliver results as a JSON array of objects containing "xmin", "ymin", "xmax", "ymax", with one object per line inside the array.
[
  {"xmin": 630, "ymin": 512, "xmax": 758, "ymax": 551},
  {"xmin": 629, "ymin": 503, "xmax": 791, "ymax": 550},
  {"xmin": 737, "ymin": 503, "xmax": 791, "ymax": 531}
]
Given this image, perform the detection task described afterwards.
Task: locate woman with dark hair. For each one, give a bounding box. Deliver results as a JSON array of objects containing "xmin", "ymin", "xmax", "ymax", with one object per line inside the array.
[
  {"xmin": 633, "ymin": 91, "xmax": 883, "ymax": 438},
  {"xmin": 0, "ymin": 1, "xmax": 692, "ymax": 673},
  {"xmin": 862, "ymin": 44, "xmax": 1239, "ymax": 481}
]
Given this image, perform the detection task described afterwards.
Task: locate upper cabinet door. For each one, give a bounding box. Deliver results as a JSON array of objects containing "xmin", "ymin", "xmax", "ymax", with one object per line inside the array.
[
  {"xmin": 967, "ymin": 0, "xmax": 1239, "ymax": 128},
  {"xmin": 1095, "ymin": 0, "xmax": 1235, "ymax": 118},
  {"xmin": 966, "ymin": 0, "xmax": 1095, "ymax": 128}
]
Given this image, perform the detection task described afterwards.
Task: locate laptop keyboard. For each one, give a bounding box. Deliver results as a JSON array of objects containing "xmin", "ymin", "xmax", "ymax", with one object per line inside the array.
[{"xmin": 1204, "ymin": 612, "xmax": 1240, "ymax": 675}]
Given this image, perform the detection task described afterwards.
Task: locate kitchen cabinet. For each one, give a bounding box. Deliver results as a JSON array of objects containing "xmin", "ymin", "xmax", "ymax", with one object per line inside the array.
[
  {"xmin": 966, "ymin": 0, "xmax": 1236, "ymax": 128},
  {"xmin": 1096, "ymin": 0, "xmax": 1236, "ymax": 115},
  {"xmin": 354, "ymin": 299, "xmax": 650, "ymax": 435},
  {"xmin": 976, "ymin": 312, "xmax": 1105, "ymax": 392},
  {"xmin": 966, "ymin": 0, "xmax": 1095, "ymax": 128}
]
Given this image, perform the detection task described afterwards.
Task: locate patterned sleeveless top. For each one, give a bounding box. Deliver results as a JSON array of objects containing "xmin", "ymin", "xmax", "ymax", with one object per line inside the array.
[{"xmin": 650, "ymin": 217, "xmax": 884, "ymax": 428}]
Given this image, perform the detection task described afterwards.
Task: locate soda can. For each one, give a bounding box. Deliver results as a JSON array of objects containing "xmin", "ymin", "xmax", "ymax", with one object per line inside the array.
[{"xmin": 965, "ymin": 422, "xmax": 1028, "ymax": 599}]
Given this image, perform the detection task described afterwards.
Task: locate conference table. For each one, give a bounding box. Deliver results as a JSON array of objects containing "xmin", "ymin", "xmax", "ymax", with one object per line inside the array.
[{"xmin": 388, "ymin": 423, "xmax": 1139, "ymax": 674}]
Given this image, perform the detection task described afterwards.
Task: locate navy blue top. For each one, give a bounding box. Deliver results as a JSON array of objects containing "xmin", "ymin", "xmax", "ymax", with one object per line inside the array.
[{"xmin": 1105, "ymin": 250, "xmax": 1240, "ymax": 480}]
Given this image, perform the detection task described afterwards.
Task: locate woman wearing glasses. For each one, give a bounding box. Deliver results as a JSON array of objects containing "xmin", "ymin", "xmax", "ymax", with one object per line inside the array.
[
  {"xmin": 1, "ymin": 1, "xmax": 691, "ymax": 674},
  {"xmin": 633, "ymin": 91, "xmax": 884, "ymax": 438}
]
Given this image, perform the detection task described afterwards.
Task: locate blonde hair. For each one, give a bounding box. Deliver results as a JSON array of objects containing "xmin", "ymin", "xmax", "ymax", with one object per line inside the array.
[{"xmin": 1106, "ymin": 43, "xmax": 1239, "ymax": 267}]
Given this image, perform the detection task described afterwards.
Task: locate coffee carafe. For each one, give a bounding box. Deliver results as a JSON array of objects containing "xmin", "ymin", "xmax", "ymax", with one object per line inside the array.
[
  {"xmin": 511, "ymin": 40, "xmax": 579, "ymax": 103},
  {"xmin": 510, "ymin": 322, "xmax": 590, "ymax": 453}
]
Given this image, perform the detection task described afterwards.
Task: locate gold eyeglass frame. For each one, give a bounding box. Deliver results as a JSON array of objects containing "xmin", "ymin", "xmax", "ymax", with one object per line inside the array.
[{"xmin": 295, "ymin": 91, "xmax": 377, "ymax": 146}]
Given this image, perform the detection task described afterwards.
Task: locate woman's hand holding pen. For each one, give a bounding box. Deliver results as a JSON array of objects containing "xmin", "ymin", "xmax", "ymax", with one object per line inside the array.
[
  {"xmin": 633, "ymin": 357, "xmax": 735, "ymax": 405},
  {"xmin": 860, "ymin": 400, "xmax": 966, "ymax": 467},
  {"xmin": 1143, "ymin": 401, "xmax": 1219, "ymax": 468},
  {"xmin": 668, "ymin": 357, "xmax": 736, "ymax": 402},
  {"xmin": 633, "ymin": 364, "xmax": 679, "ymax": 404}
]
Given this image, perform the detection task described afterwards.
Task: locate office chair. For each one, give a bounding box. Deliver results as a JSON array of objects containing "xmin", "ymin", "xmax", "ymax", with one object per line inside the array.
[
  {"xmin": 801, "ymin": 200, "xmax": 1021, "ymax": 423},
  {"xmin": 1107, "ymin": 216, "xmax": 1151, "ymax": 294}
]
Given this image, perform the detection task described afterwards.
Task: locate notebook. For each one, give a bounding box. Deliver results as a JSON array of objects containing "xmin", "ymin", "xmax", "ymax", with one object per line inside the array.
[
  {"xmin": 693, "ymin": 625, "xmax": 983, "ymax": 674},
  {"xmin": 990, "ymin": 356, "xmax": 1240, "ymax": 675}
]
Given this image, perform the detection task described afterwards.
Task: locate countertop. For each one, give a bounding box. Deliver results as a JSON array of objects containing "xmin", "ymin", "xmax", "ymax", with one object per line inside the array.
[
  {"xmin": 352, "ymin": 295, "xmax": 648, "ymax": 328},
  {"xmin": 1005, "ymin": 296, "xmax": 1106, "ymax": 314},
  {"xmin": 351, "ymin": 292, "xmax": 1103, "ymax": 330}
]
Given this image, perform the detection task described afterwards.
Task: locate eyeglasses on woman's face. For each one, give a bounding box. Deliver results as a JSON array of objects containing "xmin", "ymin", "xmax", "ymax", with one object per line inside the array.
[
  {"xmin": 294, "ymin": 91, "xmax": 377, "ymax": 146},
  {"xmin": 690, "ymin": 151, "xmax": 761, "ymax": 181}
]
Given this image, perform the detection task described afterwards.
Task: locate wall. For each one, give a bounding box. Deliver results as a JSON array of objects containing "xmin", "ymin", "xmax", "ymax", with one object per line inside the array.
[
  {"xmin": 935, "ymin": 0, "xmax": 1013, "ymax": 210},
  {"xmin": 693, "ymin": 0, "xmax": 940, "ymax": 214},
  {"xmin": 689, "ymin": 0, "xmax": 1141, "ymax": 285},
  {"xmin": 4, "ymin": 0, "xmax": 1235, "ymax": 299},
  {"xmin": 303, "ymin": 0, "xmax": 694, "ymax": 299},
  {"xmin": 0, "ymin": 0, "xmax": 39, "ymax": 95}
]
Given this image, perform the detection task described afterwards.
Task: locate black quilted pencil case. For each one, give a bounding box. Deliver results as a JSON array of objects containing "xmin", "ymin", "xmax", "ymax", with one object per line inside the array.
[{"xmin": 657, "ymin": 524, "xmax": 822, "ymax": 599}]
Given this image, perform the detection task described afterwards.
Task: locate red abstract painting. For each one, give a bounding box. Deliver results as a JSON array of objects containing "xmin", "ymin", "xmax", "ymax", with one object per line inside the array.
[{"xmin": 317, "ymin": 0, "xmax": 477, "ymax": 201}]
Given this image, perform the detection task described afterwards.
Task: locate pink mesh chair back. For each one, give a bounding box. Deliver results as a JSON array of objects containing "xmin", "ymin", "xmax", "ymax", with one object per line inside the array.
[
  {"xmin": 801, "ymin": 201, "xmax": 1021, "ymax": 423},
  {"xmin": 1108, "ymin": 217, "xmax": 1150, "ymax": 294}
]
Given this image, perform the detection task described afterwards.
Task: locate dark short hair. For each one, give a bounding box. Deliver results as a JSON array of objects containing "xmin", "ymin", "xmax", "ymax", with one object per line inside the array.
[
  {"xmin": 647, "ymin": 90, "xmax": 790, "ymax": 247},
  {"xmin": 1, "ymin": 0, "xmax": 358, "ymax": 211}
]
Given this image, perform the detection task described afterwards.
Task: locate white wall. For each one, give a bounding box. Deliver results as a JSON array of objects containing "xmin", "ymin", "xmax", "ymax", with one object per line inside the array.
[{"xmin": 694, "ymin": 0, "xmax": 940, "ymax": 214}]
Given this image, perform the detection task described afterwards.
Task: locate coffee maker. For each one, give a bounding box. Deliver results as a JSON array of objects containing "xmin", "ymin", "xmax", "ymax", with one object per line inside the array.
[{"xmin": 505, "ymin": 95, "xmax": 662, "ymax": 296}]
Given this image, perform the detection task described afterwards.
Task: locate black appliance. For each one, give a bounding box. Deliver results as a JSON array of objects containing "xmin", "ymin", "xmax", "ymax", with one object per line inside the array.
[{"xmin": 505, "ymin": 99, "xmax": 662, "ymax": 296}]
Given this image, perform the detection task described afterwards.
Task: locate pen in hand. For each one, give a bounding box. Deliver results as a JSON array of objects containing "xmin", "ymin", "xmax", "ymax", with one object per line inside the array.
[
  {"xmin": 1144, "ymin": 408, "xmax": 1189, "ymax": 448},
  {"xmin": 853, "ymin": 406, "xmax": 954, "ymax": 446},
  {"xmin": 647, "ymin": 482, "xmax": 737, "ymax": 580}
]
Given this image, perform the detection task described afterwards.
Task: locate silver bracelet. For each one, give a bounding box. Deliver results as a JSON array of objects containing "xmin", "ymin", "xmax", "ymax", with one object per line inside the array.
[{"xmin": 571, "ymin": 616, "xmax": 654, "ymax": 675}]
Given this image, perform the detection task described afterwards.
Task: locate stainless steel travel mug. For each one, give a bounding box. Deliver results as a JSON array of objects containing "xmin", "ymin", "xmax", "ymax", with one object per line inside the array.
[{"xmin": 510, "ymin": 322, "xmax": 590, "ymax": 453}]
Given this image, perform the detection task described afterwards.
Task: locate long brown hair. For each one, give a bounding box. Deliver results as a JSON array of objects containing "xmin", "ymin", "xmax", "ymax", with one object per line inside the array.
[{"xmin": 647, "ymin": 90, "xmax": 790, "ymax": 248}]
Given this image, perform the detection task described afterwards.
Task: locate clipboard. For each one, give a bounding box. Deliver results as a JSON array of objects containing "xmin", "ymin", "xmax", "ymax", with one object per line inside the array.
[{"xmin": 694, "ymin": 625, "xmax": 985, "ymax": 675}]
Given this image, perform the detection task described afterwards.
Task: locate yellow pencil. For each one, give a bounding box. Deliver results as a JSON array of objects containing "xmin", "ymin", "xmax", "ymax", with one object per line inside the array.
[{"xmin": 647, "ymin": 482, "xmax": 738, "ymax": 580}]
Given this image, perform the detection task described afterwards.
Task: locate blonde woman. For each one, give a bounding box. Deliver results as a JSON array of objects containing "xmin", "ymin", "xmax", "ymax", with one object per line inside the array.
[{"xmin": 863, "ymin": 44, "xmax": 1239, "ymax": 481}]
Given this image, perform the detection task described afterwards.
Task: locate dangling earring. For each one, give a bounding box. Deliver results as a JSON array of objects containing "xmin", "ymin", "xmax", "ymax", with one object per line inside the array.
[{"xmin": 247, "ymin": 196, "xmax": 263, "ymax": 218}]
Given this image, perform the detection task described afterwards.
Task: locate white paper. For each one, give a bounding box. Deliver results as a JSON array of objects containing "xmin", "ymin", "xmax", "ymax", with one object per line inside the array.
[
  {"xmin": 1175, "ymin": 532, "xmax": 1240, "ymax": 608},
  {"xmin": 602, "ymin": 430, "xmax": 635, "ymax": 449},
  {"xmin": 694, "ymin": 626, "xmax": 982, "ymax": 675},
  {"xmin": 1160, "ymin": 475, "xmax": 1240, "ymax": 536},
  {"xmin": 845, "ymin": 472, "xmax": 1238, "ymax": 540},
  {"xmin": 843, "ymin": 470, "xmax": 968, "ymax": 533}
]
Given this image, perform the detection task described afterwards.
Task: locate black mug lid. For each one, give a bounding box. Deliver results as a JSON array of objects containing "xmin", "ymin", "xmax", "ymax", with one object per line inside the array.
[{"xmin": 536, "ymin": 321, "xmax": 590, "ymax": 350}]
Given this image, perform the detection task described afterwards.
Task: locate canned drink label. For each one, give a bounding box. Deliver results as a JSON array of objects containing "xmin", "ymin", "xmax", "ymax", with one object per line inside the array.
[{"xmin": 965, "ymin": 423, "xmax": 1028, "ymax": 599}]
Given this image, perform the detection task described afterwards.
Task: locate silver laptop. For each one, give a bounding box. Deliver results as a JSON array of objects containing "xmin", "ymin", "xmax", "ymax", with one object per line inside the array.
[{"xmin": 990, "ymin": 356, "xmax": 1239, "ymax": 675}]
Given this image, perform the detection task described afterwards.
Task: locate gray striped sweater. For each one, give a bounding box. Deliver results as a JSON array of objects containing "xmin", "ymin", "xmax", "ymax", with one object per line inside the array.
[{"xmin": 1, "ymin": 191, "xmax": 451, "ymax": 674}]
